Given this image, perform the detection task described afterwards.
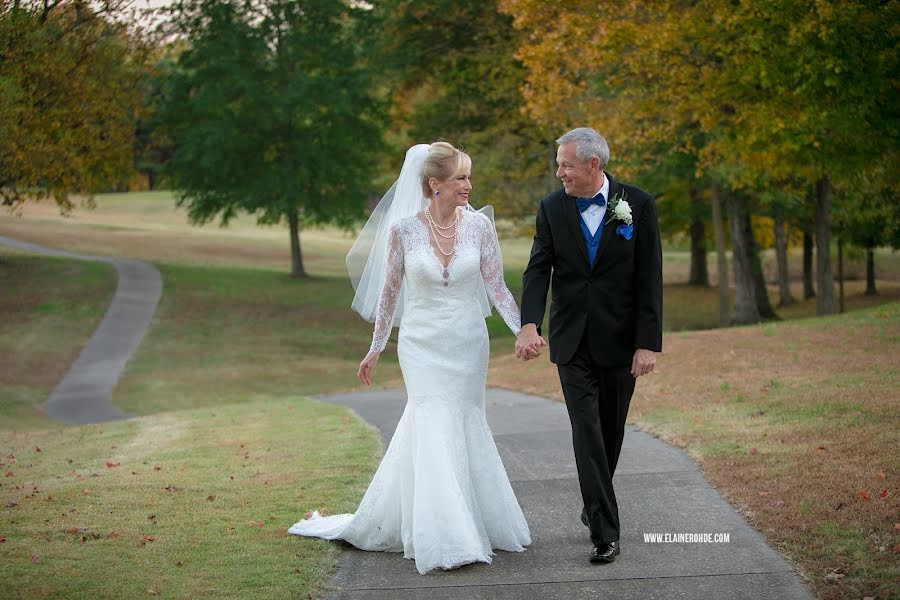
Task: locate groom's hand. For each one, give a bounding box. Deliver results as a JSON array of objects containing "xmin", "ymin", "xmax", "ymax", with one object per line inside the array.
[
  {"xmin": 516, "ymin": 324, "xmax": 546, "ymax": 361},
  {"xmin": 631, "ymin": 348, "xmax": 656, "ymax": 377}
]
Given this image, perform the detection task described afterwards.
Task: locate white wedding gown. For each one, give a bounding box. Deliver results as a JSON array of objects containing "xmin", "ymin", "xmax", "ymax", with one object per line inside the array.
[{"xmin": 289, "ymin": 209, "xmax": 531, "ymax": 574}]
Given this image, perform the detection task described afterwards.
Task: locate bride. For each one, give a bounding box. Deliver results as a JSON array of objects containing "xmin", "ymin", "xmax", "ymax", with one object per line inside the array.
[{"xmin": 288, "ymin": 142, "xmax": 532, "ymax": 574}]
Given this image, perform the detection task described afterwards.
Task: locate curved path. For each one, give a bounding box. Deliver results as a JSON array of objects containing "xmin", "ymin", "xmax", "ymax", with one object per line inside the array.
[
  {"xmin": 0, "ymin": 236, "xmax": 162, "ymax": 425},
  {"xmin": 313, "ymin": 388, "xmax": 814, "ymax": 600}
]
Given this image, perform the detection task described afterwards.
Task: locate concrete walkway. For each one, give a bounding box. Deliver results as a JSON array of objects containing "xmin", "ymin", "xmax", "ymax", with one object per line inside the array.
[
  {"xmin": 0, "ymin": 236, "xmax": 162, "ymax": 425},
  {"xmin": 313, "ymin": 388, "xmax": 814, "ymax": 600}
]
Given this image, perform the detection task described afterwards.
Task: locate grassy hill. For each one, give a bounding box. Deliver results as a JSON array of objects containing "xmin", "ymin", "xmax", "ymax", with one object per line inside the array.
[{"xmin": 1, "ymin": 192, "xmax": 897, "ymax": 599}]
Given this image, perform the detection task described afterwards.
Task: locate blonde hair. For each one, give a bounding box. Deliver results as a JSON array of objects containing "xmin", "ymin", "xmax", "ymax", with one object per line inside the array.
[{"xmin": 422, "ymin": 142, "xmax": 471, "ymax": 198}]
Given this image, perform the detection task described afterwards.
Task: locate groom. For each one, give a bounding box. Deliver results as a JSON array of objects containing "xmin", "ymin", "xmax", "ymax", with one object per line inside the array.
[{"xmin": 516, "ymin": 127, "xmax": 662, "ymax": 564}]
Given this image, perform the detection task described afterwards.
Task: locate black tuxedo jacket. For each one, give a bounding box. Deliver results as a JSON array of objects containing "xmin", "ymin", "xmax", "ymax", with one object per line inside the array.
[{"xmin": 521, "ymin": 173, "xmax": 663, "ymax": 366}]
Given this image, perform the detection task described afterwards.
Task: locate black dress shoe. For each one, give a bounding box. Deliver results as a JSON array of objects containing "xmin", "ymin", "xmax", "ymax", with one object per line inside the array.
[{"xmin": 589, "ymin": 541, "xmax": 620, "ymax": 564}]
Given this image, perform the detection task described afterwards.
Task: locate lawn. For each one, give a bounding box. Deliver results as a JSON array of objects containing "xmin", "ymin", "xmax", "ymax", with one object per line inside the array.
[
  {"xmin": 0, "ymin": 397, "xmax": 379, "ymax": 599},
  {"xmin": 2, "ymin": 191, "xmax": 898, "ymax": 599},
  {"xmin": 489, "ymin": 304, "xmax": 899, "ymax": 600}
]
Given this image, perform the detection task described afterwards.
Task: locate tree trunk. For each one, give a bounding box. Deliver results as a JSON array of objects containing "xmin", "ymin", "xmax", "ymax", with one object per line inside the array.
[
  {"xmin": 710, "ymin": 183, "xmax": 729, "ymax": 327},
  {"xmin": 688, "ymin": 188, "xmax": 709, "ymax": 286},
  {"xmin": 803, "ymin": 229, "xmax": 816, "ymax": 299},
  {"xmin": 725, "ymin": 192, "xmax": 763, "ymax": 324},
  {"xmin": 865, "ymin": 245, "xmax": 877, "ymax": 295},
  {"xmin": 838, "ymin": 237, "xmax": 845, "ymax": 313},
  {"xmin": 288, "ymin": 207, "xmax": 307, "ymax": 278},
  {"xmin": 773, "ymin": 213, "xmax": 795, "ymax": 307},
  {"xmin": 815, "ymin": 177, "xmax": 837, "ymax": 315},
  {"xmin": 749, "ymin": 211, "xmax": 777, "ymax": 320}
]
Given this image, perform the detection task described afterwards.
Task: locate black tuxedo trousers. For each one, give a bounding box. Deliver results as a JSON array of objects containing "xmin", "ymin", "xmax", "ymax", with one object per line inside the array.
[{"xmin": 558, "ymin": 332, "xmax": 635, "ymax": 545}]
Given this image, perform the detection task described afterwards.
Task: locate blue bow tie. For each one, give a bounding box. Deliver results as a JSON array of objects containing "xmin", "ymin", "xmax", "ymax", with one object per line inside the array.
[{"xmin": 576, "ymin": 193, "xmax": 606, "ymax": 212}]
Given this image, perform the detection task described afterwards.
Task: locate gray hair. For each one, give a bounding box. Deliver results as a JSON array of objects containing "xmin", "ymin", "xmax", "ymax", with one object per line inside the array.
[{"xmin": 556, "ymin": 127, "xmax": 610, "ymax": 168}]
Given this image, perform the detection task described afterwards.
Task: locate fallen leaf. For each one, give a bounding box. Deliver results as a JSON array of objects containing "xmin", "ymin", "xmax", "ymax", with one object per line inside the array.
[
  {"xmin": 33, "ymin": 447, "xmax": 41, "ymax": 453},
  {"xmin": 143, "ymin": 535, "xmax": 156, "ymax": 542},
  {"xmin": 877, "ymin": 471, "xmax": 886, "ymax": 481},
  {"xmin": 0, "ymin": 536, "xmax": 6, "ymax": 542},
  {"xmin": 45, "ymin": 496, "xmax": 53, "ymax": 502},
  {"xmin": 165, "ymin": 485, "xmax": 178, "ymax": 492},
  {"xmin": 31, "ymin": 554, "xmax": 40, "ymax": 564},
  {"xmin": 107, "ymin": 531, "xmax": 119, "ymax": 538},
  {"xmin": 148, "ymin": 514, "xmax": 156, "ymax": 520},
  {"xmin": 774, "ymin": 500, "xmax": 785, "ymax": 508},
  {"xmin": 892, "ymin": 544, "xmax": 900, "ymax": 554},
  {"xmin": 879, "ymin": 489, "xmax": 889, "ymax": 500},
  {"xmin": 81, "ymin": 489, "xmax": 90, "ymax": 496},
  {"xmin": 206, "ymin": 495, "xmax": 216, "ymax": 502},
  {"xmin": 824, "ymin": 571, "xmax": 844, "ymax": 582},
  {"xmin": 249, "ymin": 521, "xmax": 265, "ymax": 528},
  {"xmin": 105, "ymin": 462, "xmax": 120, "ymax": 468},
  {"xmin": 175, "ymin": 561, "xmax": 184, "ymax": 567},
  {"xmin": 5, "ymin": 501, "xmax": 18, "ymax": 508},
  {"xmin": 153, "ymin": 466, "xmax": 162, "ymax": 471},
  {"xmin": 67, "ymin": 527, "xmax": 79, "ymax": 535},
  {"xmin": 4, "ymin": 470, "xmax": 13, "ymax": 477},
  {"xmin": 858, "ymin": 489, "xmax": 871, "ymax": 502},
  {"xmin": 147, "ymin": 590, "xmax": 158, "ymax": 596},
  {"xmin": 759, "ymin": 490, "xmax": 771, "ymax": 496}
]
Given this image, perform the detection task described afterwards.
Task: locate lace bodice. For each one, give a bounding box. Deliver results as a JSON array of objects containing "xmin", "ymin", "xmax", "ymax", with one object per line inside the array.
[{"xmin": 369, "ymin": 210, "xmax": 521, "ymax": 353}]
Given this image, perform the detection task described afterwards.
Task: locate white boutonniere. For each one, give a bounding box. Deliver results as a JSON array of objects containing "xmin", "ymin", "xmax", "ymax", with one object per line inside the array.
[
  {"xmin": 604, "ymin": 192, "xmax": 632, "ymax": 226},
  {"xmin": 605, "ymin": 192, "xmax": 634, "ymax": 240}
]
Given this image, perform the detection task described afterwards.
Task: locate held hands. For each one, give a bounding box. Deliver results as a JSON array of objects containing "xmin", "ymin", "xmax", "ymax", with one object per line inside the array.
[
  {"xmin": 515, "ymin": 324, "xmax": 547, "ymax": 361},
  {"xmin": 357, "ymin": 350, "xmax": 380, "ymax": 386},
  {"xmin": 631, "ymin": 348, "xmax": 656, "ymax": 378}
]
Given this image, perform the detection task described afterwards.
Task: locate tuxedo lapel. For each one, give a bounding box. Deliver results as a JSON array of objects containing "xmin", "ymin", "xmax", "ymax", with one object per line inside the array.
[
  {"xmin": 562, "ymin": 193, "xmax": 590, "ymax": 265},
  {"xmin": 592, "ymin": 173, "xmax": 621, "ymax": 269}
]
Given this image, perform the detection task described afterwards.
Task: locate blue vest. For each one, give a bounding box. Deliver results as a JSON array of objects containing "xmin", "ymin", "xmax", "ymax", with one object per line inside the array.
[{"xmin": 579, "ymin": 216, "xmax": 603, "ymax": 265}]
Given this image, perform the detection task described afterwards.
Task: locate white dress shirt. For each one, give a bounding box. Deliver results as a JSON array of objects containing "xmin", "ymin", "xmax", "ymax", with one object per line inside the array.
[{"xmin": 580, "ymin": 175, "xmax": 609, "ymax": 236}]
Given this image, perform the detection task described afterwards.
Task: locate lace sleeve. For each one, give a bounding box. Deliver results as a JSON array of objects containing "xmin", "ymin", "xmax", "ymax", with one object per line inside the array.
[
  {"xmin": 369, "ymin": 224, "xmax": 404, "ymax": 353},
  {"xmin": 479, "ymin": 215, "xmax": 521, "ymax": 336}
]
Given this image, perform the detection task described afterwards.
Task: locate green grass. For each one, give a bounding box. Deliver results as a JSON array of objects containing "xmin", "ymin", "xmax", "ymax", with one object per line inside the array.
[
  {"xmin": 0, "ymin": 397, "xmax": 380, "ymax": 600},
  {"xmin": 4, "ymin": 192, "xmax": 900, "ymax": 599},
  {"xmin": 0, "ymin": 252, "xmax": 116, "ymax": 429},
  {"xmin": 1, "ymin": 251, "xmax": 385, "ymax": 599},
  {"xmin": 114, "ymin": 263, "xmax": 403, "ymax": 417}
]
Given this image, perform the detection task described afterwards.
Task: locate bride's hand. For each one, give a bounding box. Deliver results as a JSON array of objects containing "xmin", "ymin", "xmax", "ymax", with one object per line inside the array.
[{"xmin": 357, "ymin": 351, "xmax": 380, "ymax": 386}]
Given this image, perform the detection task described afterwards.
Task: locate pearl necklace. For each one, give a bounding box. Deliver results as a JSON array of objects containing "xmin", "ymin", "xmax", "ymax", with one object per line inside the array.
[
  {"xmin": 425, "ymin": 206, "xmax": 458, "ymax": 239},
  {"xmin": 425, "ymin": 207, "xmax": 459, "ymax": 256}
]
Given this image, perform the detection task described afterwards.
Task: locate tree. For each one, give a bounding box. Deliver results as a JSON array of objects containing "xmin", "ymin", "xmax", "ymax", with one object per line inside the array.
[
  {"xmin": 501, "ymin": 0, "xmax": 898, "ymax": 319},
  {"xmin": 374, "ymin": 0, "xmax": 548, "ymax": 217},
  {"xmin": 157, "ymin": 0, "xmax": 384, "ymax": 278},
  {"xmin": 0, "ymin": 0, "xmax": 146, "ymax": 211},
  {"xmin": 835, "ymin": 187, "xmax": 900, "ymax": 296},
  {"xmin": 758, "ymin": 188, "xmax": 803, "ymax": 308}
]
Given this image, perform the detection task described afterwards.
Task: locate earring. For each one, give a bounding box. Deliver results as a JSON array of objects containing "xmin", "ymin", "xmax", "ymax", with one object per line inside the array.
[{"xmin": 435, "ymin": 190, "xmax": 440, "ymax": 196}]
